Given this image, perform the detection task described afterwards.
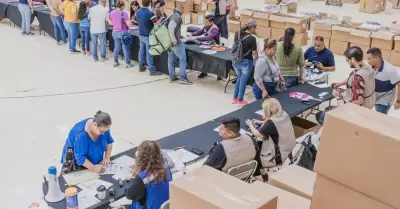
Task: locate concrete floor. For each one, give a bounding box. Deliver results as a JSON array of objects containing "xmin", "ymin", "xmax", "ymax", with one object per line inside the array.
[{"xmin": 0, "ymin": 0, "xmax": 399, "ymax": 208}]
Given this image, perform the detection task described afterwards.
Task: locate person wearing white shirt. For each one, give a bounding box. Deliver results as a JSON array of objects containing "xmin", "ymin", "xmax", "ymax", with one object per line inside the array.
[{"xmin": 89, "ymin": 0, "xmax": 109, "ymax": 62}]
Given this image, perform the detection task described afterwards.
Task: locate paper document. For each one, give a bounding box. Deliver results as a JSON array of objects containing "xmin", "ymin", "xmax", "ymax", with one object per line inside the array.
[
  {"xmin": 63, "ymin": 170, "xmax": 100, "ymax": 186},
  {"xmin": 78, "ymin": 179, "xmax": 113, "ymax": 193},
  {"xmin": 101, "ymin": 164, "xmax": 122, "ymax": 175},
  {"xmin": 213, "ymin": 126, "xmax": 249, "ymax": 136},
  {"xmin": 175, "ymin": 149, "xmax": 199, "ymax": 163},
  {"xmin": 112, "ymin": 167, "xmax": 133, "ymax": 180},
  {"xmin": 112, "ymin": 155, "xmax": 135, "ymax": 167},
  {"xmin": 255, "ymin": 109, "xmax": 264, "ymax": 116},
  {"xmin": 78, "ymin": 189, "xmax": 101, "ymax": 209}
]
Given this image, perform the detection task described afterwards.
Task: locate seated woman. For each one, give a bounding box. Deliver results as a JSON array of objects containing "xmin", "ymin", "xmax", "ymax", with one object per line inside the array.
[
  {"xmin": 245, "ymin": 98, "xmax": 296, "ymax": 180},
  {"xmin": 252, "ymin": 39, "xmax": 286, "ymax": 100},
  {"xmin": 129, "ymin": 0, "xmax": 140, "ymax": 26},
  {"xmin": 60, "ymin": 111, "xmax": 113, "ymax": 174},
  {"xmin": 126, "ymin": 140, "xmax": 172, "ymax": 209}
]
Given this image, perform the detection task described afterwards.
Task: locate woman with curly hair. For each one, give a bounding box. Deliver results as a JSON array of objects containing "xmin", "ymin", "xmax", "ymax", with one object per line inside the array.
[
  {"xmin": 78, "ymin": 1, "xmax": 91, "ymax": 55},
  {"xmin": 126, "ymin": 140, "xmax": 172, "ymax": 209}
]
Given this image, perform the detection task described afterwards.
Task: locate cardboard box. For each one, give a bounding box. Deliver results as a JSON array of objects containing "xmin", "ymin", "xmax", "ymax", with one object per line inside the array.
[
  {"xmin": 269, "ymin": 15, "xmax": 286, "ymax": 29},
  {"xmin": 313, "ymin": 22, "xmax": 334, "ymax": 38},
  {"xmin": 284, "ymin": 16, "xmax": 308, "ymax": 33},
  {"xmin": 315, "ymin": 103, "xmax": 400, "ymax": 208},
  {"xmin": 182, "ymin": 13, "xmax": 191, "ymax": 25},
  {"xmin": 228, "ymin": 19, "xmax": 241, "ymax": 33},
  {"xmin": 390, "ymin": 50, "xmax": 400, "ymax": 66},
  {"xmin": 164, "ymin": 8, "xmax": 174, "ymax": 15},
  {"xmin": 312, "ymin": 36, "xmax": 330, "ymax": 48},
  {"xmin": 291, "ymin": 117, "xmax": 319, "ymax": 138},
  {"xmin": 349, "ymin": 43, "xmax": 369, "ymax": 60},
  {"xmin": 206, "ymin": 1, "xmax": 215, "ymax": 12},
  {"xmin": 240, "ymin": 9, "xmax": 255, "ymax": 25},
  {"xmin": 165, "ymin": 0, "xmax": 175, "ymax": 9},
  {"xmin": 175, "ymin": 0, "xmax": 194, "ymax": 13},
  {"xmin": 193, "ymin": 0, "xmax": 201, "ymax": 4},
  {"xmin": 253, "ymin": 11, "xmax": 270, "ymax": 28},
  {"xmin": 311, "ymin": 175, "xmax": 393, "ymax": 209},
  {"xmin": 257, "ymin": 27, "xmax": 271, "ymax": 39},
  {"xmin": 279, "ymin": 3, "xmax": 297, "ymax": 13},
  {"xmin": 265, "ymin": 0, "xmax": 281, "ymax": 5},
  {"xmin": 170, "ymin": 166, "xmax": 278, "ymax": 209},
  {"xmin": 190, "ymin": 12, "xmax": 205, "ymax": 25},
  {"xmin": 359, "ymin": 0, "xmax": 383, "ymax": 13},
  {"xmin": 294, "ymin": 32, "xmax": 308, "ymax": 46},
  {"xmin": 394, "ymin": 36, "xmax": 400, "ymax": 51},
  {"xmin": 349, "ymin": 28, "xmax": 372, "ymax": 46},
  {"xmin": 252, "ymin": 181, "xmax": 311, "ymax": 209},
  {"xmin": 271, "ymin": 27, "xmax": 285, "ymax": 40},
  {"xmin": 371, "ymin": 31, "xmax": 395, "ymax": 50},
  {"xmin": 269, "ymin": 165, "xmax": 316, "ymax": 200},
  {"xmin": 380, "ymin": 49, "xmax": 391, "ymax": 61},
  {"xmin": 330, "ymin": 40, "xmax": 349, "ymax": 55},
  {"xmin": 331, "ymin": 25, "xmax": 352, "ymax": 41}
]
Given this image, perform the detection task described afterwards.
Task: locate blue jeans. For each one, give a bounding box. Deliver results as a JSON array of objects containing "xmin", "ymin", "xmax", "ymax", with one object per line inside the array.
[
  {"xmin": 284, "ymin": 76, "xmax": 298, "ymax": 88},
  {"xmin": 51, "ymin": 15, "xmax": 67, "ymax": 43},
  {"xmin": 252, "ymin": 82, "xmax": 277, "ymax": 100},
  {"xmin": 139, "ymin": 35, "xmax": 155, "ymax": 72},
  {"xmin": 18, "ymin": 3, "xmax": 31, "ymax": 33},
  {"xmin": 64, "ymin": 22, "xmax": 79, "ymax": 51},
  {"xmin": 221, "ymin": 10, "xmax": 230, "ymax": 39},
  {"xmin": 112, "ymin": 31, "xmax": 131, "ymax": 64},
  {"xmin": 375, "ymin": 104, "xmax": 391, "ymax": 114},
  {"xmin": 80, "ymin": 27, "xmax": 90, "ymax": 51},
  {"xmin": 168, "ymin": 42, "xmax": 187, "ymax": 80},
  {"xmin": 91, "ymin": 32, "xmax": 107, "ymax": 60},
  {"xmin": 233, "ymin": 59, "xmax": 253, "ymax": 101}
]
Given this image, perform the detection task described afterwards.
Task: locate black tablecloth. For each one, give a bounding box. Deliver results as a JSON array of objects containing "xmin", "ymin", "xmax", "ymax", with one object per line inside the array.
[
  {"xmin": 0, "ymin": 0, "xmax": 8, "ymax": 20},
  {"xmin": 214, "ymin": 83, "xmax": 334, "ymax": 129},
  {"xmin": 35, "ymin": 9, "xmax": 55, "ymax": 38},
  {"xmin": 6, "ymin": 2, "xmax": 35, "ymax": 27}
]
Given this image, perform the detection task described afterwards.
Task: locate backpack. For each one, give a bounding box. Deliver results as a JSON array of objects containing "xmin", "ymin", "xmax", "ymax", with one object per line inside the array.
[
  {"xmin": 231, "ymin": 32, "xmax": 252, "ymax": 62},
  {"xmin": 148, "ymin": 18, "xmax": 172, "ymax": 56},
  {"xmin": 287, "ymin": 134, "xmax": 318, "ymax": 171}
]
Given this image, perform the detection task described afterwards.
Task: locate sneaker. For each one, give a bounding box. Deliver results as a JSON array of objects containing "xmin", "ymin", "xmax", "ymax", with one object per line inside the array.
[
  {"xmin": 237, "ymin": 100, "xmax": 249, "ymax": 106},
  {"xmin": 169, "ymin": 77, "xmax": 178, "ymax": 83},
  {"xmin": 70, "ymin": 50, "xmax": 81, "ymax": 54},
  {"xmin": 113, "ymin": 63, "xmax": 120, "ymax": 67},
  {"xmin": 21, "ymin": 32, "xmax": 26, "ymax": 35},
  {"xmin": 150, "ymin": 71, "xmax": 163, "ymax": 76},
  {"xmin": 198, "ymin": 72, "xmax": 207, "ymax": 79},
  {"xmin": 100, "ymin": 57, "xmax": 109, "ymax": 62},
  {"xmin": 126, "ymin": 63, "xmax": 134, "ymax": 68},
  {"xmin": 232, "ymin": 98, "xmax": 238, "ymax": 104},
  {"xmin": 82, "ymin": 51, "xmax": 86, "ymax": 55},
  {"xmin": 27, "ymin": 32, "xmax": 35, "ymax": 35},
  {"xmin": 179, "ymin": 79, "xmax": 193, "ymax": 85},
  {"xmin": 139, "ymin": 66, "xmax": 147, "ymax": 72},
  {"xmin": 94, "ymin": 59, "xmax": 99, "ymax": 62}
]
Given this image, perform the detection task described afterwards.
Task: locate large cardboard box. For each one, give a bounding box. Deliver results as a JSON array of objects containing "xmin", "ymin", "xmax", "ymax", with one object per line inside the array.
[
  {"xmin": 257, "ymin": 27, "xmax": 272, "ymax": 39},
  {"xmin": 294, "ymin": 32, "xmax": 308, "ymax": 46},
  {"xmin": 175, "ymin": 0, "xmax": 194, "ymax": 13},
  {"xmin": 371, "ymin": 31, "xmax": 395, "ymax": 50},
  {"xmin": 265, "ymin": 0, "xmax": 281, "ymax": 5},
  {"xmin": 240, "ymin": 9, "xmax": 255, "ymax": 25},
  {"xmin": 390, "ymin": 50, "xmax": 400, "ymax": 66},
  {"xmin": 253, "ymin": 11, "xmax": 270, "ymax": 28},
  {"xmin": 381, "ymin": 49, "xmax": 392, "ymax": 61},
  {"xmin": 269, "ymin": 165, "xmax": 316, "ymax": 200},
  {"xmin": 170, "ymin": 166, "xmax": 278, "ymax": 209},
  {"xmin": 349, "ymin": 28, "xmax": 372, "ymax": 46},
  {"xmin": 251, "ymin": 181, "xmax": 311, "ymax": 209},
  {"xmin": 191, "ymin": 12, "xmax": 205, "ymax": 25},
  {"xmin": 313, "ymin": 22, "xmax": 334, "ymax": 39},
  {"xmin": 164, "ymin": 8, "xmax": 174, "ymax": 15},
  {"xmin": 331, "ymin": 25, "xmax": 352, "ymax": 41},
  {"xmin": 279, "ymin": 3, "xmax": 297, "ymax": 13},
  {"xmin": 269, "ymin": 15, "xmax": 286, "ymax": 29},
  {"xmin": 165, "ymin": 0, "xmax": 175, "ymax": 9},
  {"xmin": 330, "ymin": 40, "xmax": 349, "ymax": 55},
  {"xmin": 311, "ymin": 175, "xmax": 394, "ymax": 209},
  {"xmin": 394, "ymin": 36, "xmax": 400, "ymax": 51},
  {"xmin": 271, "ymin": 28, "xmax": 285, "ymax": 40},
  {"xmin": 292, "ymin": 117, "xmax": 320, "ymax": 139},
  {"xmin": 359, "ymin": 0, "xmax": 384, "ymax": 13},
  {"xmin": 284, "ymin": 16, "xmax": 308, "ymax": 33},
  {"xmin": 228, "ymin": 19, "xmax": 241, "ymax": 33},
  {"xmin": 315, "ymin": 103, "xmax": 400, "ymax": 208},
  {"xmin": 350, "ymin": 43, "xmax": 369, "ymax": 58}
]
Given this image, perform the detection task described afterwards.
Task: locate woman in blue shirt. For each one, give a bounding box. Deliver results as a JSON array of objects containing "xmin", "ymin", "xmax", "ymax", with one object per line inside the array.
[
  {"xmin": 126, "ymin": 140, "xmax": 172, "ymax": 209},
  {"xmin": 61, "ymin": 111, "xmax": 114, "ymax": 174},
  {"xmin": 78, "ymin": 1, "xmax": 91, "ymax": 55}
]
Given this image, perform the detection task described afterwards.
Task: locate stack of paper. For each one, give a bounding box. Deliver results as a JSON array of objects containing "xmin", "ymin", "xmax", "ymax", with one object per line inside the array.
[{"xmin": 63, "ymin": 170, "xmax": 100, "ymax": 186}]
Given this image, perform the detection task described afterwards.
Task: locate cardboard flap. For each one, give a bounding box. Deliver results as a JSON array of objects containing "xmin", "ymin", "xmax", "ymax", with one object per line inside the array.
[
  {"xmin": 332, "ymin": 25, "xmax": 352, "ymax": 32},
  {"xmin": 285, "ymin": 17, "xmax": 304, "ymax": 24},
  {"xmin": 240, "ymin": 9, "xmax": 254, "ymax": 16},
  {"xmin": 371, "ymin": 31, "xmax": 395, "ymax": 40},
  {"xmin": 253, "ymin": 11, "xmax": 270, "ymax": 20},
  {"xmin": 269, "ymin": 15, "xmax": 286, "ymax": 22},
  {"xmin": 350, "ymin": 29, "xmax": 371, "ymax": 38}
]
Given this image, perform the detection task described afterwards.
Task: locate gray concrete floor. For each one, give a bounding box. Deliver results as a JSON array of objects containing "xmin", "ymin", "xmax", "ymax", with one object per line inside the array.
[{"xmin": 0, "ymin": 0, "xmax": 399, "ymax": 208}]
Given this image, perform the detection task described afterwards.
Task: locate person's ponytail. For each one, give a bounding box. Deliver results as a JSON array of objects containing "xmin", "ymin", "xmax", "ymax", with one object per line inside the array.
[
  {"xmin": 283, "ymin": 28, "xmax": 295, "ymax": 56},
  {"xmin": 239, "ymin": 24, "xmax": 249, "ymax": 35}
]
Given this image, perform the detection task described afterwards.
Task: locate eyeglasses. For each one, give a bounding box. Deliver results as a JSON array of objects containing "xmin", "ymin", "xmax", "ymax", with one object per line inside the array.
[{"xmin": 96, "ymin": 124, "xmax": 109, "ymax": 134}]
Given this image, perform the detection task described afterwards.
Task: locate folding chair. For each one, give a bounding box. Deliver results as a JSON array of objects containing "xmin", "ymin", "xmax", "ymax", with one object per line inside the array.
[
  {"xmin": 160, "ymin": 200, "xmax": 170, "ymax": 209},
  {"xmin": 226, "ymin": 160, "xmax": 258, "ymax": 183}
]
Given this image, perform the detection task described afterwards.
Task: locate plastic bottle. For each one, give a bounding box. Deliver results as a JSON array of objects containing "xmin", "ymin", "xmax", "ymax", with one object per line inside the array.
[{"xmin": 65, "ymin": 187, "xmax": 79, "ymax": 209}]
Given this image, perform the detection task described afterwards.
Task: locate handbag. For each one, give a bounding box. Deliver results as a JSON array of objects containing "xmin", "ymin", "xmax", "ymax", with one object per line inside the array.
[
  {"xmin": 263, "ymin": 56, "xmax": 285, "ymax": 92},
  {"xmin": 121, "ymin": 12, "xmax": 133, "ymax": 45}
]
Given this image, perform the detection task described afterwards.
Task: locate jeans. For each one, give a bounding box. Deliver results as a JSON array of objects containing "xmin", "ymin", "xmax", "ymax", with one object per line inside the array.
[
  {"xmin": 233, "ymin": 59, "xmax": 253, "ymax": 101},
  {"xmin": 80, "ymin": 27, "xmax": 90, "ymax": 51},
  {"xmin": 64, "ymin": 22, "xmax": 79, "ymax": 51},
  {"xmin": 18, "ymin": 3, "xmax": 31, "ymax": 33},
  {"xmin": 284, "ymin": 76, "xmax": 298, "ymax": 88},
  {"xmin": 51, "ymin": 15, "xmax": 67, "ymax": 43},
  {"xmin": 91, "ymin": 32, "xmax": 107, "ymax": 60},
  {"xmin": 252, "ymin": 82, "xmax": 277, "ymax": 100},
  {"xmin": 375, "ymin": 104, "xmax": 391, "ymax": 115},
  {"xmin": 221, "ymin": 10, "xmax": 230, "ymax": 39},
  {"xmin": 112, "ymin": 31, "xmax": 131, "ymax": 64},
  {"xmin": 139, "ymin": 35, "xmax": 155, "ymax": 72},
  {"xmin": 168, "ymin": 42, "xmax": 187, "ymax": 80}
]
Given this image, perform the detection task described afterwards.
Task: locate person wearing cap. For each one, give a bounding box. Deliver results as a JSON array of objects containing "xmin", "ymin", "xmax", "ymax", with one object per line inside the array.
[{"xmin": 60, "ymin": 111, "xmax": 114, "ymax": 174}]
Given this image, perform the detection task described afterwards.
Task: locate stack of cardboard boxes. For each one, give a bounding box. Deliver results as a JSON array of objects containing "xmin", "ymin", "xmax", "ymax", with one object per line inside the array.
[
  {"xmin": 164, "ymin": 0, "xmax": 207, "ymax": 25},
  {"xmin": 253, "ymin": 11, "xmax": 272, "ymax": 39},
  {"xmin": 330, "ymin": 25, "xmax": 352, "ymax": 55},
  {"xmin": 371, "ymin": 31, "xmax": 395, "ymax": 61},
  {"xmin": 268, "ymin": 14, "xmax": 309, "ymax": 45},
  {"xmin": 359, "ymin": 0, "xmax": 385, "ymax": 13},
  {"xmin": 349, "ymin": 28, "xmax": 374, "ymax": 58},
  {"xmin": 311, "ymin": 103, "xmax": 400, "ymax": 209},
  {"xmin": 390, "ymin": 35, "xmax": 400, "ymax": 66},
  {"xmin": 313, "ymin": 22, "xmax": 336, "ymax": 48}
]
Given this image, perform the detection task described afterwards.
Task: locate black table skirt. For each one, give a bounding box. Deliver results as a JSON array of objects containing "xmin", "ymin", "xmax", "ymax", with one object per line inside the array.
[
  {"xmin": 35, "ymin": 9, "xmax": 55, "ymax": 39},
  {"xmin": 0, "ymin": 1, "xmax": 8, "ymax": 20},
  {"xmin": 6, "ymin": 3, "xmax": 35, "ymax": 27}
]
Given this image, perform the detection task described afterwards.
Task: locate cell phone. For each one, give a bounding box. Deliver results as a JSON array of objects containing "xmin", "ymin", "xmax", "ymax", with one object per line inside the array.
[
  {"xmin": 312, "ymin": 61, "xmax": 318, "ymax": 64},
  {"xmin": 191, "ymin": 148, "xmax": 204, "ymax": 155},
  {"xmin": 335, "ymin": 87, "xmax": 345, "ymax": 93}
]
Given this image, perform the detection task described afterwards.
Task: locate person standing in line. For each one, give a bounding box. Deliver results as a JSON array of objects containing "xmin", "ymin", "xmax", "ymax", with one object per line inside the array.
[
  {"xmin": 46, "ymin": 0, "xmax": 67, "ymax": 44},
  {"xmin": 232, "ymin": 20, "xmax": 258, "ymax": 106},
  {"xmin": 167, "ymin": 4, "xmax": 192, "ymax": 85},
  {"xmin": 136, "ymin": 0, "xmax": 163, "ymax": 75},
  {"xmin": 129, "ymin": 1, "xmax": 140, "ymax": 26},
  {"xmin": 18, "ymin": 0, "xmax": 34, "ymax": 35},
  {"xmin": 89, "ymin": 0, "xmax": 109, "ymax": 62},
  {"xmin": 221, "ymin": 0, "xmax": 237, "ymax": 39},
  {"xmin": 275, "ymin": 28, "xmax": 304, "ymax": 88},
  {"xmin": 109, "ymin": 0, "xmax": 134, "ymax": 68},
  {"xmin": 78, "ymin": 1, "xmax": 91, "ymax": 55},
  {"xmin": 366, "ymin": 48, "xmax": 400, "ymax": 114},
  {"xmin": 60, "ymin": 0, "xmax": 80, "ymax": 53}
]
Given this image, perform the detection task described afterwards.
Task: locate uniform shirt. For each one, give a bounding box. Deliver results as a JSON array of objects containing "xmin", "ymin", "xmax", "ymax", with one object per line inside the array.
[
  {"xmin": 304, "ymin": 47, "xmax": 335, "ymax": 68},
  {"xmin": 233, "ymin": 31, "xmax": 257, "ymax": 60},
  {"xmin": 375, "ymin": 60, "xmax": 400, "ymax": 106},
  {"xmin": 89, "ymin": 4, "xmax": 109, "ymax": 33},
  {"xmin": 60, "ymin": 118, "xmax": 114, "ymax": 166}
]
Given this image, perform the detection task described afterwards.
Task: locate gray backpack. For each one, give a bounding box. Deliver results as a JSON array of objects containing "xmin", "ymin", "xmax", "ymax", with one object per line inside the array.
[{"xmin": 231, "ymin": 32, "xmax": 251, "ymax": 62}]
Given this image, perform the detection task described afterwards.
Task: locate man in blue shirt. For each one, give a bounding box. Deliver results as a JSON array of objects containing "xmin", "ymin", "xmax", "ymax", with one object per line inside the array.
[
  {"xmin": 136, "ymin": 0, "xmax": 163, "ymax": 76},
  {"xmin": 367, "ymin": 48, "xmax": 400, "ymax": 114},
  {"xmin": 304, "ymin": 36, "xmax": 335, "ymax": 72}
]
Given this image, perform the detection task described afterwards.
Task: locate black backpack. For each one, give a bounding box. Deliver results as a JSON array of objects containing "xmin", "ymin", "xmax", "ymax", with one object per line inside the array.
[
  {"xmin": 287, "ymin": 135, "xmax": 318, "ymax": 171},
  {"xmin": 231, "ymin": 31, "xmax": 251, "ymax": 62}
]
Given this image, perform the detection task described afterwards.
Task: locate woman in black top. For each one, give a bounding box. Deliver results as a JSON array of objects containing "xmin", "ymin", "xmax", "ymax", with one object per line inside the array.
[{"xmin": 232, "ymin": 20, "xmax": 259, "ymax": 106}]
